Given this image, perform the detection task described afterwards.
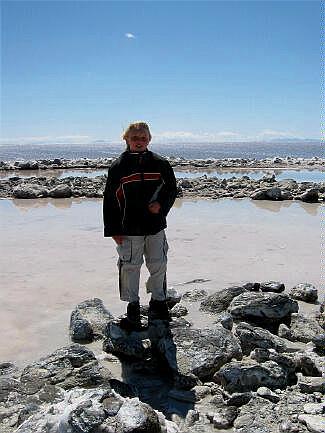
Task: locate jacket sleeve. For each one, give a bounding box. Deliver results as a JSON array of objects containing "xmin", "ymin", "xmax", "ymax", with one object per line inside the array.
[
  {"xmin": 103, "ymin": 166, "xmax": 123, "ymax": 237},
  {"xmin": 157, "ymin": 160, "xmax": 177, "ymax": 216}
]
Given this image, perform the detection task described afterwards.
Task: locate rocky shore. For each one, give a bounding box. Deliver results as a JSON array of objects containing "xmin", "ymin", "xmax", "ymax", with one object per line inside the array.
[
  {"xmin": 1, "ymin": 156, "xmax": 325, "ymax": 172},
  {"xmin": 0, "ymin": 157, "xmax": 324, "ymax": 202},
  {"xmin": 1, "ymin": 282, "xmax": 324, "ymax": 433}
]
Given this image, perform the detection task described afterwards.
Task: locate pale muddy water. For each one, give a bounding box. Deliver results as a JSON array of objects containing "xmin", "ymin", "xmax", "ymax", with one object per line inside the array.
[{"xmin": 0, "ymin": 197, "xmax": 322, "ymax": 366}]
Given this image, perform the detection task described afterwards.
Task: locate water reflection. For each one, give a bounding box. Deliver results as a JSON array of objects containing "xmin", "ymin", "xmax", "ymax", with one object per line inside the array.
[{"xmin": 6, "ymin": 196, "xmax": 320, "ymax": 216}]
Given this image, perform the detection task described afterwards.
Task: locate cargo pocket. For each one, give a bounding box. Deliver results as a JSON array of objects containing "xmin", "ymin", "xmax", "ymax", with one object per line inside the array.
[
  {"xmin": 163, "ymin": 236, "xmax": 169, "ymax": 260},
  {"xmin": 117, "ymin": 239, "xmax": 132, "ymax": 263}
]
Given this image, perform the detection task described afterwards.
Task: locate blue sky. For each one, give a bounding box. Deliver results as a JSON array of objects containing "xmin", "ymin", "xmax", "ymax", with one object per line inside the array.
[{"xmin": 1, "ymin": 1, "xmax": 320, "ymax": 144}]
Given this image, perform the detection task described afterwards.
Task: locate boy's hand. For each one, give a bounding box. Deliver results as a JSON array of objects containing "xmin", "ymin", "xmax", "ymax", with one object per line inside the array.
[
  {"xmin": 112, "ymin": 235, "xmax": 124, "ymax": 245},
  {"xmin": 148, "ymin": 201, "xmax": 161, "ymax": 214}
]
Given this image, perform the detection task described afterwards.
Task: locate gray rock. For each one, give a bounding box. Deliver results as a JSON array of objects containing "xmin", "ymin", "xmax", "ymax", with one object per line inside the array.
[
  {"xmin": 209, "ymin": 406, "xmax": 238, "ymax": 429},
  {"xmin": 278, "ymin": 313, "xmax": 324, "ymax": 344},
  {"xmin": 313, "ymin": 334, "xmax": 325, "ymax": 355},
  {"xmin": 166, "ymin": 288, "xmax": 182, "ymax": 308},
  {"xmin": 260, "ymin": 281, "xmax": 285, "ymax": 293},
  {"xmin": 182, "ymin": 289, "xmax": 208, "ymax": 302},
  {"xmin": 214, "ymin": 312, "xmax": 233, "ymax": 330},
  {"xmin": 228, "ymin": 292, "xmax": 298, "ymax": 324},
  {"xmin": 297, "ymin": 375, "xmax": 325, "ymax": 394},
  {"xmin": 171, "ymin": 324, "xmax": 242, "ymax": 381},
  {"xmin": 226, "ymin": 392, "xmax": 253, "ymax": 407},
  {"xmin": 70, "ymin": 298, "xmax": 114, "ymax": 342},
  {"xmin": 256, "ymin": 386, "xmax": 280, "ymax": 403},
  {"xmin": 200, "ymin": 285, "xmax": 246, "ymax": 313},
  {"xmin": 296, "ymin": 188, "xmax": 319, "ymax": 203},
  {"xmin": 214, "ymin": 360, "xmax": 288, "ymax": 393},
  {"xmin": 170, "ymin": 304, "xmax": 188, "ymax": 318},
  {"xmin": 20, "ymin": 344, "xmax": 111, "ymax": 394},
  {"xmin": 104, "ymin": 321, "xmax": 151, "ymax": 359},
  {"xmin": 235, "ymin": 322, "xmax": 290, "ymax": 355},
  {"xmin": 48, "ymin": 184, "xmax": 72, "ymax": 198},
  {"xmin": 13, "ymin": 184, "xmax": 48, "ymax": 199},
  {"xmin": 290, "ymin": 283, "xmax": 318, "ymax": 303},
  {"xmin": 303, "ymin": 402, "xmax": 325, "ymax": 415},
  {"xmin": 116, "ymin": 397, "xmax": 162, "ymax": 433},
  {"xmin": 298, "ymin": 414, "xmax": 325, "ymax": 433}
]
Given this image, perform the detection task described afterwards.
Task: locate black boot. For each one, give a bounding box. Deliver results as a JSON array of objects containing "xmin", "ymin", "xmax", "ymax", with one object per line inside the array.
[
  {"xmin": 148, "ymin": 299, "xmax": 171, "ymax": 322},
  {"xmin": 120, "ymin": 301, "xmax": 142, "ymax": 331}
]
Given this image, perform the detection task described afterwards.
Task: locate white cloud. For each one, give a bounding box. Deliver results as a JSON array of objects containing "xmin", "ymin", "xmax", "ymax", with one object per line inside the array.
[
  {"xmin": 256, "ymin": 129, "xmax": 301, "ymax": 140},
  {"xmin": 125, "ymin": 33, "xmax": 135, "ymax": 39},
  {"xmin": 152, "ymin": 130, "xmax": 244, "ymax": 143}
]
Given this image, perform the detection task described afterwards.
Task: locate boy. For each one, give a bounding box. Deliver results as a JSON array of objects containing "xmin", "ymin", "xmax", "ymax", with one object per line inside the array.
[{"xmin": 103, "ymin": 122, "xmax": 177, "ymax": 330}]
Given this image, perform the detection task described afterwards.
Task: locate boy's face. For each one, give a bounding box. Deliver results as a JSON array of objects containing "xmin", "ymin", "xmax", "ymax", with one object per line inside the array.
[{"xmin": 126, "ymin": 129, "xmax": 151, "ymax": 152}]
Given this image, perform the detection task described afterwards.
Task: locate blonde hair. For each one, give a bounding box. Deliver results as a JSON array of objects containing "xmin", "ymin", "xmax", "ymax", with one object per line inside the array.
[{"xmin": 122, "ymin": 121, "xmax": 152, "ymax": 141}]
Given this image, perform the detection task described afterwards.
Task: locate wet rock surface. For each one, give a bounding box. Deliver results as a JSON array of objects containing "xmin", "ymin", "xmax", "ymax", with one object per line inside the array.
[
  {"xmin": 1, "ymin": 157, "xmax": 324, "ymax": 201},
  {"xmin": 1, "ymin": 281, "xmax": 325, "ymax": 433}
]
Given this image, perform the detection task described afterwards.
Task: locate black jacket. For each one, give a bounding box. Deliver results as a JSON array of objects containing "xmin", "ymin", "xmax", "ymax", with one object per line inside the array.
[{"xmin": 103, "ymin": 150, "xmax": 177, "ymax": 236}]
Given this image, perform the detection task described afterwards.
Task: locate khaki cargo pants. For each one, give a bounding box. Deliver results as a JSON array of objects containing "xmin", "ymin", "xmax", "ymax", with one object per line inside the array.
[{"xmin": 116, "ymin": 230, "xmax": 169, "ymax": 303}]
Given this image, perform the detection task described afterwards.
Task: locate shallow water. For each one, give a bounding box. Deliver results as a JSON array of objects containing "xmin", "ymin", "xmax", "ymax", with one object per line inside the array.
[
  {"xmin": 1, "ymin": 167, "xmax": 324, "ymax": 182},
  {"xmin": 0, "ymin": 197, "xmax": 321, "ymax": 366}
]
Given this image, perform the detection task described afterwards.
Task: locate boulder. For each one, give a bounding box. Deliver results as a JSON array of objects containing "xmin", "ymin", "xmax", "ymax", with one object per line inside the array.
[
  {"xmin": 260, "ymin": 281, "xmax": 285, "ymax": 293},
  {"xmin": 200, "ymin": 285, "xmax": 246, "ymax": 313},
  {"xmin": 296, "ymin": 188, "xmax": 319, "ymax": 203},
  {"xmin": 70, "ymin": 298, "xmax": 114, "ymax": 342},
  {"xmin": 48, "ymin": 184, "xmax": 72, "ymax": 198},
  {"xmin": 116, "ymin": 398, "xmax": 162, "ymax": 433},
  {"xmin": 171, "ymin": 324, "xmax": 242, "ymax": 381},
  {"xmin": 234, "ymin": 322, "xmax": 293, "ymax": 355},
  {"xmin": 13, "ymin": 184, "xmax": 48, "ymax": 199},
  {"xmin": 278, "ymin": 313, "xmax": 324, "ymax": 344},
  {"xmin": 214, "ymin": 360, "xmax": 288, "ymax": 393},
  {"xmin": 20, "ymin": 344, "xmax": 111, "ymax": 394},
  {"xmin": 289, "ymin": 283, "xmax": 318, "ymax": 303},
  {"xmin": 103, "ymin": 321, "xmax": 151, "ymax": 360},
  {"xmin": 228, "ymin": 292, "xmax": 298, "ymax": 326},
  {"xmin": 182, "ymin": 289, "xmax": 209, "ymax": 302}
]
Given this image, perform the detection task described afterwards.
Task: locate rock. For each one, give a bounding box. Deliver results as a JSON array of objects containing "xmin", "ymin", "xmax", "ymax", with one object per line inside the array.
[
  {"xmin": 182, "ymin": 289, "xmax": 208, "ymax": 302},
  {"xmin": 214, "ymin": 312, "xmax": 233, "ymax": 330},
  {"xmin": 171, "ymin": 324, "xmax": 242, "ymax": 381},
  {"xmin": 70, "ymin": 310, "xmax": 94, "ymax": 342},
  {"xmin": 297, "ymin": 375, "xmax": 325, "ymax": 394},
  {"xmin": 235, "ymin": 322, "xmax": 293, "ymax": 355},
  {"xmin": 104, "ymin": 321, "xmax": 151, "ymax": 359},
  {"xmin": 303, "ymin": 402, "xmax": 325, "ymax": 415},
  {"xmin": 256, "ymin": 386, "xmax": 280, "ymax": 403},
  {"xmin": 0, "ymin": 362, "xmax": 18, "ymax": 376},
  {"xmin": 294, "ymin": 353, "xmax": 323, "ymax": 377},
  {"xmin": 166, "ymin": 288, "xmax": 182, "ymax": 308},
  {"xmin": 116, "ymin": 398, "xmax": 161, "ymax": 433},
  {"xmin": 228, "ymin": 292, "xmax": 298, "ymax": 326},
  {"xmin": 312, "ymin": 334, "xmax": 325, "ymax": 355},
  {"xmin": 265, "ymin": 187, "xmax": 283, "ymax": 200},
  {"xmin": 296, "ymin": 188, "xmax": 319, "ymax": 203},
  {"xmin": 170, "ymin": 304, "xmax": 188, "ymax": 318},
  {"xmin": 260, "ymin": 281, "xmax": 285, "ymax": 293},
  {"xmin": 20, "ymin": 344, "xmax": 111, "ymax": 394},
  {"xmin": 214, "ymin": 360, "xmax": 288, "ymax": 393},
  {"xmin": 48, "ymin": 184, "xmax": 72, "ymax": 198},
  {"xmin": 298, "ymin": 414, "xmax": 325, "ymax": 433},
  {"xmin": 13, "ymin": 184, "xmax": 48, "ymax": 199},
  {"xmin": 225, "ymin": 392, "xmax": 253, "ymax": 407},
  {"xmin": 70, "ymin": 298, "xmax": 114, "ymax": 342},
  {"xmin": 289, "ymin": 283, "xmax": 318, "ymax": 303},
  {"xmin": 210, "ymin": 406, "xmax": 238, "ymax": 429},
  {"xmin": 278, "ymin": 313, "xmax": 324, "ymax": 344},
  {"xmin": 200, "ymin": 285, "xmax": 246, "ymax": 313},
  {"xmin": 67, "ymin": 400, "xmax": 107, "ymax": 433}
]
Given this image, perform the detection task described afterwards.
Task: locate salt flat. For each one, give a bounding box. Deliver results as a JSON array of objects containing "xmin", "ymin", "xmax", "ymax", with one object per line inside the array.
[{"xmin": 0, "ymin": 197, "xmax": 321, "ymax": 365}]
